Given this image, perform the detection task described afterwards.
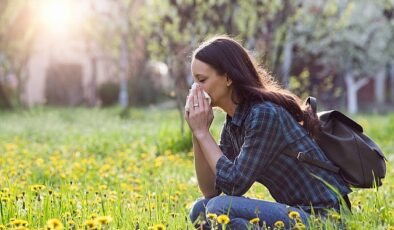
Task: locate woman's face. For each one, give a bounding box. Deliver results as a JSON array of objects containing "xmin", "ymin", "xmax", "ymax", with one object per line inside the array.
[{"xmin": 191, "ymin": 58, "xmax": 232, "ymax": 107}]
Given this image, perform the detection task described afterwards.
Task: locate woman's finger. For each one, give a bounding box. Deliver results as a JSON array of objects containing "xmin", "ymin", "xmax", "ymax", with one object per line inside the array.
[
  {"xmin": 196, "ymin": 86, "xmax": 205, "ymax": 111},
  {"xmin": 192, "ymin": 88, "xmax": 199, "ymax": 112}
]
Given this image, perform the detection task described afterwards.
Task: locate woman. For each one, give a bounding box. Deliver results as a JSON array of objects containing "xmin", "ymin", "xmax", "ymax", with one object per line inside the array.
[{"xmin": 184, "ymin": 35, "xmax": 351, "ymax": 229}]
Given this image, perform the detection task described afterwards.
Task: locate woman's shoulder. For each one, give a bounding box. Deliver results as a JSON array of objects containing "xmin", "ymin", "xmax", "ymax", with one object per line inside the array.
[
  {"xmin": 248, "ymin": 101, "xmax": 282, "ymax": 116},
  {"xmin": 242, "ymin": 101, "xmax": 284, "ymax": 125}
]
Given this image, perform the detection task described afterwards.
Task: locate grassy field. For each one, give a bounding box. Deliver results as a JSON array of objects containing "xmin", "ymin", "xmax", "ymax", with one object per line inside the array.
[{"xmin": 0, "ymin": 107, "xmax": 393, "ymax": 229}]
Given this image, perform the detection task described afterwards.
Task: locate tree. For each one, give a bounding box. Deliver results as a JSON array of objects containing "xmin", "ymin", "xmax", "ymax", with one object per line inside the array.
[
  {"xmin": 0, "ymin": 0, "xmax": 36, "ymax": 108},
  {"xmin": 293, "ymin": 0, "xmax": 394, "ymax": 113},
  {"xmin": 146, "ymin": 0, "xmax": 303, "ymax": 133},
  {"xmin": 84, "ymin": 0, "xmax": 149, "ymax": 108}
]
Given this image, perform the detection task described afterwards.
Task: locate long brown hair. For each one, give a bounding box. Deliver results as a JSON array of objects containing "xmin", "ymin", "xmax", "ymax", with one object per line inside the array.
[{"xmin": 192, "ymin": 35, "xmax": 320, "ymax": 138}]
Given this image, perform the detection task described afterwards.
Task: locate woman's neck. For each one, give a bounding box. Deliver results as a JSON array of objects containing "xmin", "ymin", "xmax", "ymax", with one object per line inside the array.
[{"xmin": 220, "ymin": 100, "xmax": 237, "ymax": 118}]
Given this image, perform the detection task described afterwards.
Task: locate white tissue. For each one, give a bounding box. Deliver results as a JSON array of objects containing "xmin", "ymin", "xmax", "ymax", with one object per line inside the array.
[{"xmin": 185, "ymin": 83, "xmax": 211, "ymax": 111}]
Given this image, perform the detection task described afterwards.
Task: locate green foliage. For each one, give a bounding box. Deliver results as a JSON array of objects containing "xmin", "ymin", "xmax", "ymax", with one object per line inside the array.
[{"xmin": 128, "ymin": 75, "xmax": 166, "ymax": 107}]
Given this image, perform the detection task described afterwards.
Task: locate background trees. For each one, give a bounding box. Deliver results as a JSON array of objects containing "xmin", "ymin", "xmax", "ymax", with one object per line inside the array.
[
  {"xmin": 0, "ymin": 0, "xmax": 36, "ymax": 108},
  {"xmin": 0, "ymin": 0, "xmax": 393, "ymax": 114}
]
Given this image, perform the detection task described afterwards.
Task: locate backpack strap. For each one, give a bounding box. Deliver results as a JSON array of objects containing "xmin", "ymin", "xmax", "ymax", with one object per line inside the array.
[{"xmin": 283, "ymin": 150, "xmax": 340, "ymax": 173}]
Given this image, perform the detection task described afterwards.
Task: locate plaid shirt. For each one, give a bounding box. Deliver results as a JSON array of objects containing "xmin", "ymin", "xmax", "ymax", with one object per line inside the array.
[{"xmin": 216, "ymin": 101, "xmax": 351, "ymax": 212}]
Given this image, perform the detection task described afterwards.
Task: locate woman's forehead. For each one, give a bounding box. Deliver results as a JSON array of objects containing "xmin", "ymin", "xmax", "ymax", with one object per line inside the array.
[{"xmin": 191, "ymin": 59, "xmax": 213, "ymax": 74}]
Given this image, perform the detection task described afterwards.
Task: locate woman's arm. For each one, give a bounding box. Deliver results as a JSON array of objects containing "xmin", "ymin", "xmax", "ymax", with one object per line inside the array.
[
  {"xmin": 192, "ymin": 135, "xmax": 219, "ymax": 198},
  {"xmin": 193, "ymin": 131, "xmax": 223, "ymax": 175}
]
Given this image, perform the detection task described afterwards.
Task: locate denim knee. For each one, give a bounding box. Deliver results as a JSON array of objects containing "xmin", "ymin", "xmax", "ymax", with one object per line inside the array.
[
  {"xmin": 206, "ymin": 196, "xmax": 233, "ymax": 215},
  {"xmin": 189, "ymin": 198, "xmax": 209, "ymax": 225}
]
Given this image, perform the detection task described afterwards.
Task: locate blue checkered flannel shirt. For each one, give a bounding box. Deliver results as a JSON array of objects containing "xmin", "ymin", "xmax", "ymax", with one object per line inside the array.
[{"xmin": 216, "ymin": 101, "xmax": 351, "ymax": 213}]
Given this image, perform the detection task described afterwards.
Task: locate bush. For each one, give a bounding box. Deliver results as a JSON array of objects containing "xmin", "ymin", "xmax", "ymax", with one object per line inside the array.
[
  {"xmin": 0, "ymin": 83, "xmax": 13, "ymax": 109},
  {"xmin": 98, "ymin": 81, "xmax": 119, "ymax": 106},
  {"xmin": 45, "ymin": 63, "xmax": 84, "ymax": 106},
  {"xmin": 128, "ymin": 76, "xmax": 166, "ymax": 106}
]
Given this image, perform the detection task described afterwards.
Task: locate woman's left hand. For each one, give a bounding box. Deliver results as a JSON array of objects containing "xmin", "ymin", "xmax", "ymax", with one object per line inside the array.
[{"xmin": 184, "ymin": 85, "xmax": 213, "ymax": 138}]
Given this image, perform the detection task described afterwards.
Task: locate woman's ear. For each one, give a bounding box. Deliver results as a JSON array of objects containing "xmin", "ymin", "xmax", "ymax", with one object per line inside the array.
[{"xmin": 226, "ymin": 75, "xmax": 232, "ymax": 87}]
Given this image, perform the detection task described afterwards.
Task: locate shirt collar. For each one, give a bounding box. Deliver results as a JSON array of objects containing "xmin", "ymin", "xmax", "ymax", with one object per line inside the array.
[{"xmin": 225, "ymin": 101, "xmax": 252, "ymax": 127}]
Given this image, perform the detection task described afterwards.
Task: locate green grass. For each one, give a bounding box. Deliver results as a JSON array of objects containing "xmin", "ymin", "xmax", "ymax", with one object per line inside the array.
[{"xmin": 0, "ymin": 107, "xmax": 392, "ymax": 229}]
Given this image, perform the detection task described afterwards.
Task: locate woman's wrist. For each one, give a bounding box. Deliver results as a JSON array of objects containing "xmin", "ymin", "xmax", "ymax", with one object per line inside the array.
[{"xmin": 193, "ymin": 130, "xmax": 210, "ymax": 141}]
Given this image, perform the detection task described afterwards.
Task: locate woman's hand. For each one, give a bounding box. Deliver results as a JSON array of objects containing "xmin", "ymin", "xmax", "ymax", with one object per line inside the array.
[{"xmin": 184, "ymin": 84, "xmax": 214, "ymax": 138}]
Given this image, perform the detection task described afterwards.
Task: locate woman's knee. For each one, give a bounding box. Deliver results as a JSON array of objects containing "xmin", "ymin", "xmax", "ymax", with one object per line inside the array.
[
  {"xmin": 189, "ymin": 198, "xmax": 209, "ymax": 223},
  {"xmin": 206, "ymin": 195, "xmax": 235, "ymax": 215}
]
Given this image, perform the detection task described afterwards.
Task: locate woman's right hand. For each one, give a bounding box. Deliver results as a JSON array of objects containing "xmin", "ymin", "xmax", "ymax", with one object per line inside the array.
[{"xmin": 184, "ymin": 85, "xmax": 214, "ymax": 135}]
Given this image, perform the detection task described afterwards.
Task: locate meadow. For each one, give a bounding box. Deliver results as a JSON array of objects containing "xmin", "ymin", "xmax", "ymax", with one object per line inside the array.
[{"xmin": 0, "ymin": 107, "xmax": 393, "ymax": 230}]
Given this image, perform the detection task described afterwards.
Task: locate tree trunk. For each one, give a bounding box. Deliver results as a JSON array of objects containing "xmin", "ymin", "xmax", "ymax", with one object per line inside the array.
[
  {"xmin": 345, "ymin": 71, "xmax": 369, "ymax": 114},
  {"xmin": 390, "ymin": 62, "xmax": 394, "ymax": 103},
  {"xmin": 118, "ymin": 34, "xmax": 129, "ymax": 108},
  {"xmin": 374, "ymin": 69, "xmax": 386, "ymax": 106},
  {"xmin": 89, "ymin": 57, "xmax": 98, "ymax": 107},
  {"xmin": 281, "ymin": 28, "xmax": 293, "ymax": 88}
]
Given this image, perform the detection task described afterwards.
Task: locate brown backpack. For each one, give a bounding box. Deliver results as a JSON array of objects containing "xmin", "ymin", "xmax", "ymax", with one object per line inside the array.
[{"xmin": 284, "ymin": 97, "xmax": 387, "ymax": 188}]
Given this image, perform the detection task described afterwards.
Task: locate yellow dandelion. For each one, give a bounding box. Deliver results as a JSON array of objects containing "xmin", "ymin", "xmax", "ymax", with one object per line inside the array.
[
  {"xmin": 207, "ymin": 213, "xmax": 217, "ymax": 220},
  {"xmin": 96, "ymin": 216, "xmax": 112, "ymax": 225},
  {"xmin": 46, "ymin": 219, "xmax": 63, "ymax": 230},
  {"xmin": 217, "ymin": 214, "xmax": 230, "ymax": 224},
  {"xmin": 15, "ymin": 227, "xmax": 29, "ymax": 230},
  {"xmin": 153, "ymin": 224, "xmax": 166, "ymax": 230},
  {"xmin": 288, "ymin": 211, "xmax": 300, "ymax": 219},
  {"xmin": 11, "ymin": 219, "xmax": 28, "ymax": 227},
  {"xmin": 84, "ymin": 220, "xmax": 97, "ymax": 229},
  {"xmin": 294, "ymin": 222, "xmax": 306, "ymax": 230},
  {"xmin": 90, "ymin": 213, "xmax": 98, "ymax": 220},
  {"xmin": 0, "ymin": 225, "xmax": 5, "ymax": 230},
  {"xmin": 274, "ymin": 220, "xmax": 285, "ymax": 228},
  {"xmin": 387, "ymin": 226, "xmax": 394, "ymax": 230},
  {"xmin": 30, "ymin": 185, "xmax": 46, "ymax": 192},
  {"xmin": 249, "ymin": 217, "xmax": 260, "ymax": 224}
]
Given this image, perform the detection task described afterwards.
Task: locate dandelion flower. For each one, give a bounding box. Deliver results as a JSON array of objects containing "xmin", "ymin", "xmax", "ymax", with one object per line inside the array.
[
  {"xmin": 153, "ymin": 224, "xmax": 166, "ymax": 230},
  {"xmin": 288, "ymin": 211, "xmax": 300, "ymax": 219},
  {"xmin": 294, "ymin": 222, "xmax": 306, "ymax": 229},
  {"xmin": 207, "ymin": 213, "xmax": 217, "ymax": 220},
  {"xmin": 249, "ymin": 217, "xmax": 260, "ymax": 224},
  {"xmin": 30, "ymin": 185, "xmax": 46, "ymax": 192},
  {"xmin": 217, "ymin": 214, "xmax": 230, "ymax": 224},
  {"xmin": 274, "ymin": 220, "xmax": 285, "ymax": 228},
  {"xmin": 84, "ymin": 220, "xmax": 97, "ymax": 229},
  {"xmin": 15, "ymin": 227, "xmax": 28, "ymax": 230},
  {"xmin": 11, "ymin": 219, "xmax": 28, "ymax": 227},
  {"xmin": 96, "ymin": 216, "xmax": 112, "ymax": 225},
  {"xmin": 46, "ymin": 219, "xmax": 63, "ymax": 230}
]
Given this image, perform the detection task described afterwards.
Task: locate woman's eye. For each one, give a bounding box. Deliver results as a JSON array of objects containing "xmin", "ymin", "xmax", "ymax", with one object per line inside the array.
[{"xmin": 199, "ymin": 79, "xmax": 206, "ymax": 83}]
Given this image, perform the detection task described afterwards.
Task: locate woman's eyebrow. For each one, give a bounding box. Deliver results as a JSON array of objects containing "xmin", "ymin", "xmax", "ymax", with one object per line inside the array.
[{"xmin": 195, "ymin": 74, "xmax": 206, "ymax": 79}]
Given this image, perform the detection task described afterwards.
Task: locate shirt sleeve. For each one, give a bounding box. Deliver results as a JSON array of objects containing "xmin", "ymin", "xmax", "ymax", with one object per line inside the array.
[
  {"xmin": 215, "ymin": 106, "xmax": 286, "ymax": 196},
  {"xmin": 218, "ymin": 126, "xmax": 237, "ymax": 161}
]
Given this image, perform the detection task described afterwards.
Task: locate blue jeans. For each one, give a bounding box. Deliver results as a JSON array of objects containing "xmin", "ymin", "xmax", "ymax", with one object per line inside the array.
[{"xmin": 189, "ymin": 195, "xmax": 311, "ymax": 229}]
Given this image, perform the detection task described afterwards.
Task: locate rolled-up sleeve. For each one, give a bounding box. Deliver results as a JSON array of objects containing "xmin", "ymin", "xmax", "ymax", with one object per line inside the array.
[
  {"xmin": 215, "ymin": 107, "xmax": 285, "ymax": 196},
  {"xmin": 218, "ymin": 127, "xmax": 236, "ymax": 161}
]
